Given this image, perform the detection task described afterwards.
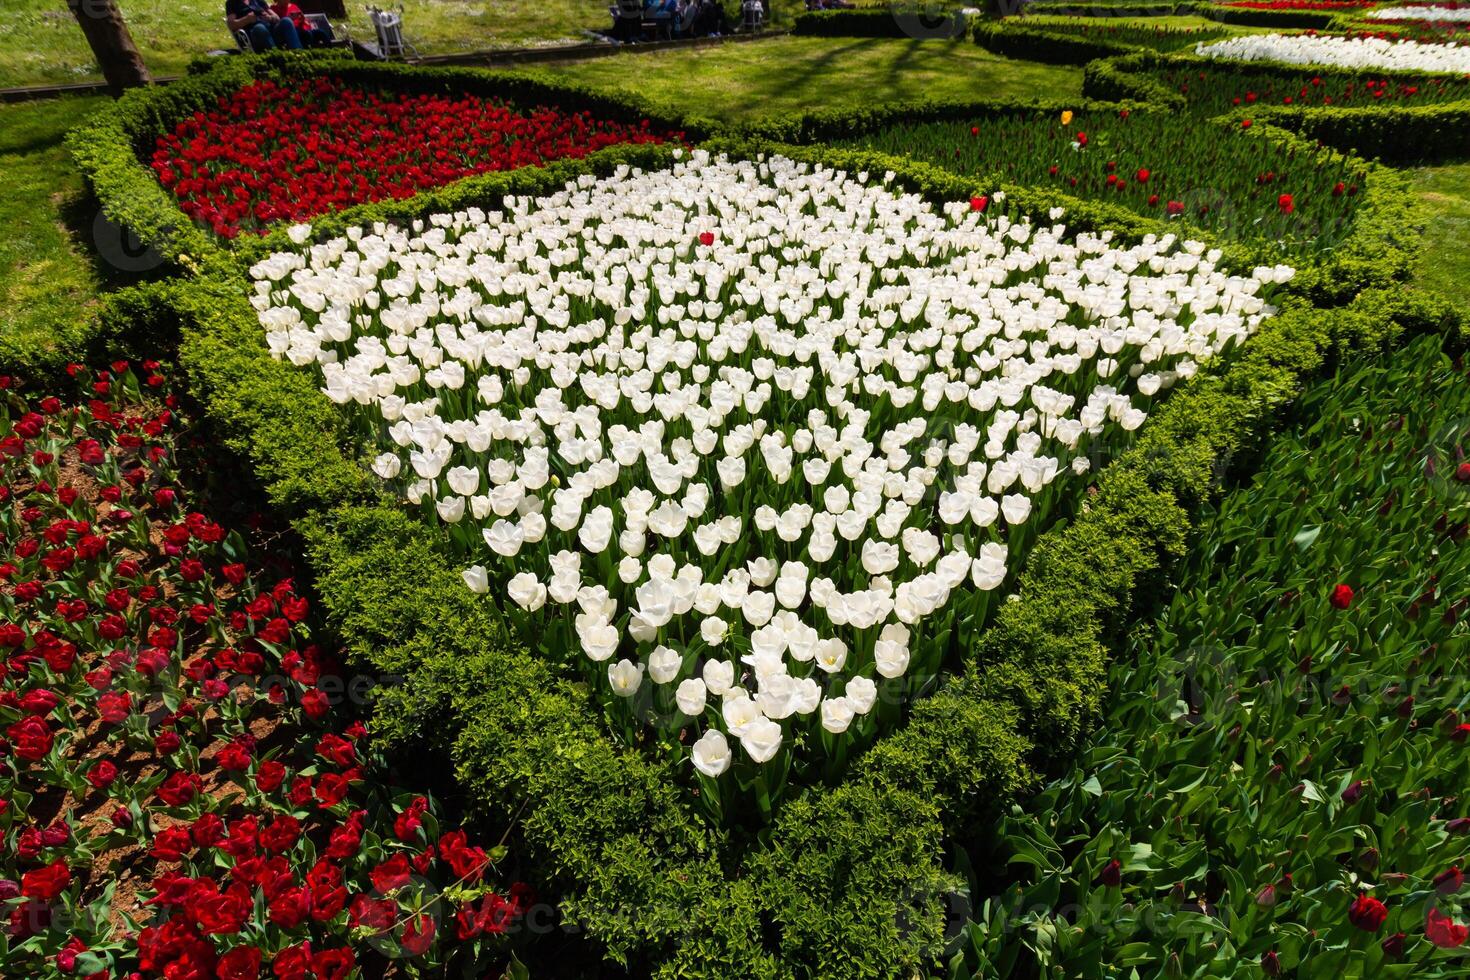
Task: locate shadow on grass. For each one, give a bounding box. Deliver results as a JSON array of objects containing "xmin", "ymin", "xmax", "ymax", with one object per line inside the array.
[{"xmin": 57, "ymin": 182, "xmax": 172, "ymax": 296}]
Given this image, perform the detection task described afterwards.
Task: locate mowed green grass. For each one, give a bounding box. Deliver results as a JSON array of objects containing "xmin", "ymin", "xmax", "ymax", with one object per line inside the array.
[
  {"xmin": 0, "ymin": 96, "xmax": 110, "ymax": 359},
  {"xmin": 521, "ymin": 35, "xmax": 1084, "ymax": 122},
  {"xmin": 0, "ymin": 0, "xmax": 808, "ymax": 89},
  {"xmin": 1408, "ymin": 162, "xmax": 1470, "ymax": 310}
]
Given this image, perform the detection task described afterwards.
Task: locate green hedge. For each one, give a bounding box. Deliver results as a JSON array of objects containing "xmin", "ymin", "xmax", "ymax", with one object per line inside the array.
[
  {"xmin": 64, "ymin": 53, "xmax": 1459, "ymax": 976},
  {"xmin": 1022, "ymin": 1, "xmax": 1197, "ymax": 14},
  {"xmin": 792, "ymin": 7, "xmax": 970, "ymax": 38},
  {"xmin": 975, "ymin": 22, "xmax": 1137, "ymax": 63},
  {"xmin": 1198, "ymin": 2, "xmax": 1342, "ymax": 28}
]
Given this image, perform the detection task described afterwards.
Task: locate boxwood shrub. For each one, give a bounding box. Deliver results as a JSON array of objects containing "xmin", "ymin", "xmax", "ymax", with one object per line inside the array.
[{"xmin": 793, "ymin": 7, "xmax": 970, "ymax": 38}]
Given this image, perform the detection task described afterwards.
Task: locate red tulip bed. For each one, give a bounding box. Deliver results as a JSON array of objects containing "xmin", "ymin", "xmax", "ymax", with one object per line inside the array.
[
  {"xmin": 959, "ymin": 332, "xmax": 1470, "ymax": 976},
  {"xmin": 1348, "ymin": 21, "xmax": 1470, "ymax": 42},
  {"xmin": 0, "ymin": 363, "xmax": 531, "ymax": 979},
  {"xmin": 839, "ymin": 108, "xmax": 1367, "ymax": 249},
  {"xmin": 148, "ymin": 76, "xmax": 680, "ymax": 238},
  {"xmin": 1153, "ymin": 64, "xmax": 1470, "ymax": 113}
]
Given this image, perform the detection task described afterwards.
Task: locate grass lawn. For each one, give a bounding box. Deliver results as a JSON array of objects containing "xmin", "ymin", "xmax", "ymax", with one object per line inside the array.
[
  {"xmin": 0, "ymin": 96, "xmax": 111, "ymax": 359},
  {"xmin": 0, "ymin": 0, "xmax": 806, "ymax": 89},
  {"xmin": 1409, "ymin": 162, "xmax": 1470, "ymax": 309},
  {"xmin": 521, "ymin": 35, "xmax": 1084, "ymax": 122}
]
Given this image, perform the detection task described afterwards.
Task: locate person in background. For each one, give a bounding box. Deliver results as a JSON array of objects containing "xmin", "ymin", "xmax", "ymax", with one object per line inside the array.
[
  {"xmin": 226, "ymin": 0, "xmax": 303, "ymax": 51},
  {"xmin": 644, "ymin": 0, "xmax": 677, "ymax": 39},
  {"xmin": 694, "ymin": 0, "xmax": 725, "ymax": 33},
  {"xmin": 270, "ymin": 0, "xmax": 335, "ymax": 47}
]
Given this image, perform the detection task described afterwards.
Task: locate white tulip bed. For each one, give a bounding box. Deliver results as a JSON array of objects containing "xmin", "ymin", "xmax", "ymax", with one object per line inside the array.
[
  {"xmin": 248, "ymin": 151, "xmax": 1292, "ymax": 788},
  {"xmin": 1197, "ymin": 33, "xmax": 1470, "ymax": 72},
  {"xmin": 1369, "ymin": 4, "xmax": 1470, "ymax": 22}
]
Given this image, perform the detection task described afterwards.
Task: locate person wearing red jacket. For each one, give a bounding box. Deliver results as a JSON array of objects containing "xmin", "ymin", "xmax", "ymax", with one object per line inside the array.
[{"xmin": 269, "ymin": 1, "xmax": 336, "ymax": 47}]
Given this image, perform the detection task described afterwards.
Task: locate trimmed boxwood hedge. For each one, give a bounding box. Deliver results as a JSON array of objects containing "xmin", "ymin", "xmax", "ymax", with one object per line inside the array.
[
  {"xmin": 1197, "ymin": 2, "xmax": 1342, "ymax": 28},
  {"xmin": 61, "ymin": 52, "xmax": 1465, "ymax": 977},
  {"xmin": 1022, "ymin": 1, "xmax": 1197, "ymax": 14},
  {"xmin": 1084, "ymin": 50, "xmax": 1470, "ymax": 164},
  {"xmin": 975, "ymin": 21, "xmax": 1139, "ymax": 63},
  {"xmin": 792, "ymin": 7, "xmax": 970, "ymax": 39}
]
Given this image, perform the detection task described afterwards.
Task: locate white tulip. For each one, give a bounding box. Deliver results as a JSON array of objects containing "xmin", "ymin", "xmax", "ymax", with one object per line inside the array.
[
  {"xmin": 690, "ymin": 728, "xmax": 731, "ymax": 776},
  {"xmin": 507, "ymin": 571, "xmax": 547, "ymax": 611},
  {"xmin": 461, "ymin": 565, "xmax": 489, "ymax": 594},
  {"xmin": 648, "ymin": 645, "xmax": 683, "ymax": 684},
  {"xmin": 846, "ymin": 676, "xmax": 878, "ymax": 714},
  {"xmin": 821, "ymin": 696, "xmax": 855, "ymax": 734},
  {"xmin": 738, "ymin": 716, "xmax": 783, "ymax": 763},
  {"xmin": 676, "ymin": 677, "xmax": 707, "ymax": 715},
  {"xmin": 608, "ymin": 659, "xmax": 644, "ymax": 697}
]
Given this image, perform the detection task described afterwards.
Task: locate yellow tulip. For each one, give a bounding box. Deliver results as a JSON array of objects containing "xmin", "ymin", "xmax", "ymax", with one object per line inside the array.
[{"xmin": 1060, "ymin": 110, "xmax": 1074, "ymax": 126}]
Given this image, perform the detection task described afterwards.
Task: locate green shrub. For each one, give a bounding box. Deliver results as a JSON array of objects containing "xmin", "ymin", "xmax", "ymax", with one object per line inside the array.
[
  {"xmin": 1197, "ymin": 2, "xmax": 1342, "ymax": 28},
  {"xmin": 793, "ymin": 7, "xmax": 969, "ymax": 38}
]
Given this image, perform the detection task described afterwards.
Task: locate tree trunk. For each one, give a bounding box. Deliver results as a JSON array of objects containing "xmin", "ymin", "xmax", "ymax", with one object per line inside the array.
[{"xmin": 67, "ymin": 0, "xmax": 151, "ymax": 90}]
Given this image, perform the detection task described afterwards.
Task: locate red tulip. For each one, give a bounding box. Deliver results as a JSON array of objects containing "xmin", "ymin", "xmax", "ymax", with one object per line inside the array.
[
  {"xmin": 1434, "ymin": 866, "xmax": 1464, "ymax": 895},
  {"xmin": 1331, "ymin": 584, "xmax": 1355, "ymax": 609},
  {"xmin": 1348, "ymin": 893, "xmax": 1388, "ymax": 931},
  {"xmin": 1427, "ymin": 909, "xmax": 1469, "ymax": 948}
]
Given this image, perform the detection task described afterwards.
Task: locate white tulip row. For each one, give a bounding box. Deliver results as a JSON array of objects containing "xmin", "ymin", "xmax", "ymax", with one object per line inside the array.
[
  {"xmin": 250, "ymin": 151, "xmax": 1290, "ymax": 775},
  {"xmin": 1197, "ymin": 33, "xmax": 1470, "ymax": 71},
  {"xmin": 1368, "ymin": 5, "xmax": 1470, "ymax": 22}
]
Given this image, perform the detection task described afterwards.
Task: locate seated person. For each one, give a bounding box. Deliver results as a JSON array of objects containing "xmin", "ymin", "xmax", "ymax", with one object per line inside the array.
[
  {"xmin": 610, "ymin": 0, "xmax": 644, "ymax": 41},
  {"xmin": 227, "ymin": 0, "xmax": 303, "ymax": 52},
  {"xmin": 270, "ymin": 0, "xmax": 335, "ymax": 47},
  {"xmin": 693, "ymin": 0, "xmax": 724, "ymax": 35},
  {"xmin": 645, "ymin": 0, "xmax": 677, "ymax": 36}
]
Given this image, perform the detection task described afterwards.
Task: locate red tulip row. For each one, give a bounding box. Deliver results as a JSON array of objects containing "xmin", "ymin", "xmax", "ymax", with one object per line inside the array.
[
  {"xmin": 1, "ymin": 363, "xmax": 530, "ymax": 978},
  {"xmin": 1157, "ymin": 65, "xmax": 1470, "ymax": 114},
  {"xmin": 149, "ymin": 76, "xmax": 681, "ymax": 238}
]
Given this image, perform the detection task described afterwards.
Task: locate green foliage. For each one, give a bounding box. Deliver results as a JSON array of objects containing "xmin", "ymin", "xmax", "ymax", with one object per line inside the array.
[
  {"xmin": 793, "ymin": 7, "xmax": 968, "ymax": 38},
  {"xmin": 1010, "ymin": 17, "xmax": 1228, "ymax": 51},
  {"xmin": 1198, "ymin": 2, "xmax": 1343, "ymax": 29},
  {"xmin": 1023, "ymin": 0, "xmax": 1198, "ymax": 12},
  {"xmin": 957, "ymin": 329, "xmax": 1470, "ymax": 978},
  {"xmin": 975, "ymin": 21, "xmax": 1140, "ymax": 64}
]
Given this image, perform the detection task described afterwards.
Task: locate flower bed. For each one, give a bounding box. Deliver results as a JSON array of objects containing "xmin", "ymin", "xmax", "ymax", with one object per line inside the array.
[
  {"xmin": 960, "ymin": 331, "xmax": 1470, "ymax": 976},
  {"xmin": 150, "ymin": 76, "xmax": 679, "ymax": 239},
  {"xmin": 839, "ymin": 107, "xmax": 1368, "ymax": 248},
  {"xmin": 1370, "ymin": 2, "xmax": 1470, "ymax": 19},
  {"xmin": 0, "ymin": 361, "xmax": 531, "ymax": 977},
  {"xmin": 1158, "ymin": 63, "xmax": 1470, "ymax": 111},
  {"xmin": 62, "ymin": 52, "xmax": 1462, "ymax": 978},
  {"xmin": 1197, "ymin": 31, "xmax": 1470, "ymax": 70},
  {"xmin": 247, "ymin": 150, "xmax": 1290, "ymax": 803},
  {"xmin": 1082, "ymin": 49, "xmax": 1470, "ymax": 162}
]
